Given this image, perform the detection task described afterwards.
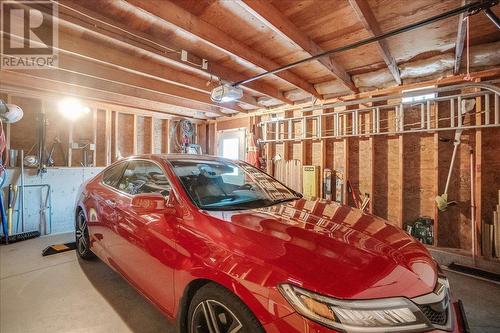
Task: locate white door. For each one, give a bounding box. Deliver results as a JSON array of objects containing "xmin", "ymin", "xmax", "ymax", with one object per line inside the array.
[
  {"xmin": 217, "ymin": 128, "xmax": 246, "ymax": 161},
  {"xmin": 217, "ymin": 128, "xmax": 246, "ymax": 185}
]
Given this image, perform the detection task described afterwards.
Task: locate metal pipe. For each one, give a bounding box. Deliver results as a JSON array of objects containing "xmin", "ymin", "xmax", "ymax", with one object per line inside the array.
[
  {"xmin": 20, "ymin": 150, "xmax": 25, "ymax": 232},
  {"xmin": 233, "ymin": 0, "xmax": 499, "ymax": 87}
]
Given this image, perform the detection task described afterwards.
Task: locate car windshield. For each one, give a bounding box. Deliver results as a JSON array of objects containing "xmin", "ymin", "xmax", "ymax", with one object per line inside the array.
[{"xmin": 168, "ymin": 159, "xmax": 302, "ymax": 211}]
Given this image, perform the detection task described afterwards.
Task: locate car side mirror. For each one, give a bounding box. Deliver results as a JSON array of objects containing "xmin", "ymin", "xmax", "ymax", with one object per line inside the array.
[{"xmin": 131, "ymin": 192, "xmax": 176, "ymax": 214}]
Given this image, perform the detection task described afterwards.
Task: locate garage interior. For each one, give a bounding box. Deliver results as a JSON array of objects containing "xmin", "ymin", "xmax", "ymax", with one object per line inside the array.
[{"xmin": 1, "ymin": 0, "xmax": 500, "ymax": 332}]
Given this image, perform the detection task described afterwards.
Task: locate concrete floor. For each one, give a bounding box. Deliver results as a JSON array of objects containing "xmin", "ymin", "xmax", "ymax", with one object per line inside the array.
[{"xmin": 1, "ymin": 234, "xmax": 500, "ymax": 333}]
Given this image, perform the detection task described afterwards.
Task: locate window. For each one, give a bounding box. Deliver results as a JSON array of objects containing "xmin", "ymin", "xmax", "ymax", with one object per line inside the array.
[
  {"xmin": 102, "ymin": 162, "xmax": 127, "ymax": 188},
  {"xmin": 116, "ymin": 160, "xmax": 171, "ymax": 195},
  {"xmin": 169, "ymin": 159, "xmax": 301, "ymax": 211},
  {"xmin": 402, "ymin": 86, "xmax": 436, "ymax": 103},
  {"xmin": 217, "ymin": 128, "xmax": 246, "ymax": 161},
  {"xmin": 222, "ymin": 138, "xmax": 239, "ymax": 160}
]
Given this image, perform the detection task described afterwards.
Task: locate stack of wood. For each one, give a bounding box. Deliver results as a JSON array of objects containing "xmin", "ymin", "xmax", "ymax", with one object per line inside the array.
[
  {"xmin": 274, "ymin": 159, "xmax": 302, "ymax": 193},
  {"xmin": 483, "ymin": 190, "xmax": 500, "ymax": 259}
]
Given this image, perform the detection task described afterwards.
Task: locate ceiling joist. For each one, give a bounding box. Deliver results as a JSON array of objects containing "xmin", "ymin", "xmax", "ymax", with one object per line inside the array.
[
  {"xmin": 238, "ymin": 0, "xmax": 357, "ymax": 93},
  {"xmin": 0, "ymin": 71, "xmax": 209, "ymax": 119},
  {"xmin": 125, "ymin": 0, "xmax": 321, "ymax": 99},
  {"xmin": 54, "ymin": 1, "xmax": 289, "ymax": 106},
  {"xmin": 348, "ymin": 0, "xmax": 402, "ymax": 85}
]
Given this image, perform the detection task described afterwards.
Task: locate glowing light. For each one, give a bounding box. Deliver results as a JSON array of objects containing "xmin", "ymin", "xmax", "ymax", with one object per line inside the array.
[{"xmin": 58, "ymin": 98, "xmax": 90, "ymax": 121}]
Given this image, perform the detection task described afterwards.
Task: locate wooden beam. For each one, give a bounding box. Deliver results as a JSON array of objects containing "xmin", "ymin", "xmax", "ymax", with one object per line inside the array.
[
  {"xmin": 150, "ymin": 117, "xmax": 155, "ymax": 154},
  {"xmin": 453, "ymin": 0, "xmax": 468, "ymax": 74},
  {"xmin": 433, "ymin": 133, "xmax": 439, "ymax": 246},
  {"xmin": 92, "ymin": 107, "xmax": 97, "ymax": 165},
  {"xmin": 105, "ymin": 109, "xmax": 112, "ymax": 166},
  {"xmin": 348, "ymin": 0, "xmax": 401, "ymax": 85},
  {"xmin": 54, "ymin": 0, "xmax": 290, "ymax": 105},
  {"xmin": 126, "ymin": 0, "xmax": 321, "ymax": 98},
  {"xmin": 398, "ymin": 135, "xmax": 404, "ymax": 227},
  {"xmin": 343, "ymin": 138, "xmax": 350, "ymax": 206},
  {"xmin": 2, "ymin": 29, "xmax": 239, "ymax": 115},
  {"xmin": 57, "ymin": 55, "xmax": 242, "ymax": 114},
  {"xmin": 0, "ymin": 71, "xmax": 209, "ymax": 120},
  {"xmin": 111, "ymin": 111, "xmax": 120, "ymax": 162},
  {"xmin": 3, "ymin": 68, "xmax": 226, "ymax": 117},
  {"xmin": 58, "ymin": 55, "xmax": 240, "ymax": 115},
  {"xmin": 239, "ymin": 0, "xmax": 356, "ymax": 93},
  {"xmin": 133, "ymin": 114, "xmax": 138, "ymax": 155}
]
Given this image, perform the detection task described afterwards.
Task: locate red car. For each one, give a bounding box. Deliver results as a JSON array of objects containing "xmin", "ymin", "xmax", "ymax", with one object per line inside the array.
[{"xmin": 75, "ymin": 154, "xmax": 467, "ymax": 333}]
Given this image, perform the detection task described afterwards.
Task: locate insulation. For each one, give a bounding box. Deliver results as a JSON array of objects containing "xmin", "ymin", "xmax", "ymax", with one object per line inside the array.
[
  {"xmin": 400, "ymin": 54, "xmax": 454, "ymax": 79},
  {"xmin": 352, "ymin": 42, "xmax": 500, "ymax": 91},
  {"xmin": 284, "ymin": 89, "xmax": 310, "ymax": 102},
  {"xmin": 314, "ymin": 80, "xmax": 351, "ymax": 96},
  {"xmin": 352, "ymin": 68, "xmax": 397, "ymax": 92},
  {"xmin": 257, "ymin": 96, "xmax": 282, "ymax": 107},
  {"xmin": 468, "ymin": 41, "xmax": 500, "ymax": 68}
]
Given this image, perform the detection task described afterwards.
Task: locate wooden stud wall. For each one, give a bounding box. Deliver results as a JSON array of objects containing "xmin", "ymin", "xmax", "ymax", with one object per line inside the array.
[
  {"xmin": 213, "ymin": 80, "xmax": 500, "ymax": 254},
  {"xmin": 1, "ymin": 90, "xmax": 175, "ymax": 168}
]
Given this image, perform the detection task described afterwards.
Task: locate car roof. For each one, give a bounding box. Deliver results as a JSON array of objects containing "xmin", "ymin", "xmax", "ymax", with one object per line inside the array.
[{"xmin": 123, "ymin": 154, "xmax": 233, "ymax": 162}]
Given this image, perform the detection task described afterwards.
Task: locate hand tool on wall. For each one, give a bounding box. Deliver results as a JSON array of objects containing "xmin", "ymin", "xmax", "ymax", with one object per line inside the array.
[
  {"xmin": 435, "ymin": 129, "xmax": 462, "ymax": 211},
  {"xmin": 46, "ymin": 136, "xmax": 67, "ymax": 166}
]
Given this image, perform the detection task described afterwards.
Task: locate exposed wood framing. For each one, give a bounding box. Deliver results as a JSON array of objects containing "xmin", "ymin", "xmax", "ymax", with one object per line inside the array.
[
  {"xmin": 369, "ymin": 136, "xmax": 375, "ymax": 214},
  {"xmin": 54, "ymin": 0, "xmax": 290, "ymax": 105},
  {"xmin": 92, "ymin": 107, "xmax": 98, "ymax": 164},
  {"xmin": 67, "ymin": 119, "xmax": 73, "ymax": 167},
  {"xmin": 433, "ymin": 133, "xmax": 439, "ymax": 246},
  {"xmin": 127, "ymin": 0, "xmax": 321, "ymax": 98},
  {"xmin": 348, "ymin": 0, "xmax": 401, "ymax": 85},
  {"xmin": 113, "ymin": 111, "xmax": 119, "ymax": 161},
  {"xmin": 0, "ymin": 71, "xmax": 212, "ymax": 119},
  {"xmin": 105, "ymin": 109, "xmax": 112, "ymax": 166},
  {"xmin": 398, "ymin": 135, "xmax": 404, "ymax": 227},
  {"xmin": 239, "ymin": 0, "xmax": 356, "ymax": 93},
  {"xmin": 150, "ymin": 117, "xmax": 155, "ymax": 154},
  {"xmin": 343, "ymin": 138, "xmax": 349, "ymax": 205},
  {"xmin": 133, "ymin": 115, "xmax": 138, "ymax": 155},
  {"xmin": 454, "ymin": 0, "xmax": 468, "ymax": 74}
]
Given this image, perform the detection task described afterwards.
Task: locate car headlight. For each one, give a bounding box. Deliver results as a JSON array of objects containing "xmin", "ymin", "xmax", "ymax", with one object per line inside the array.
[{"xmin": 279, "ymin": 284, "xmax": 433, "ymax": 332}]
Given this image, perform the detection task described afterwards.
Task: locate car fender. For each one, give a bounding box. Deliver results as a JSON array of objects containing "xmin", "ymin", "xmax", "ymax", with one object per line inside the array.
[{"xmin": 174, "ymin": 265, "xmax": 281, "ymax": 328}]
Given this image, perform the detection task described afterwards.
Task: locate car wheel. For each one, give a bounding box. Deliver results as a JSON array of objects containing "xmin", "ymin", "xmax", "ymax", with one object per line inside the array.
[
  {"xmin": 188, "ymin": 283, "xmax": 264, "ymax": 333},
  {"xmin": 75, "ymin": 210, "xmax": 95, "ymax": 260}
]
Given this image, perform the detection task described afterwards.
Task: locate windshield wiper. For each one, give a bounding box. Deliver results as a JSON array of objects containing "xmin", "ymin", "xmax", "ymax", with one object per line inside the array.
[{"xmin": 264, "ymin": 196, "xmax": 300, "ymax": 208}]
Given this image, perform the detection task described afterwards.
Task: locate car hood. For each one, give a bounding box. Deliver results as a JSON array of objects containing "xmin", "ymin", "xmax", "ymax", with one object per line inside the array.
[{"xmin": 204, "ymin": 198, "xmax": 437, "ymax": 300}]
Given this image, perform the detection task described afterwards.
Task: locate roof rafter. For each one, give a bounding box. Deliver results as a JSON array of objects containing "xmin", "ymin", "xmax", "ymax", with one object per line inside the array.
[
  {"xmin": 125, "ymin": 0, "xmax": 321, "ymax": 99},
  {"xmin": 238, "ymin": 0, "xmax": 357, "ymax": 93},
  {"xmin": 348, "ymin": 0, "xmax": 401, "ymax": 85}
]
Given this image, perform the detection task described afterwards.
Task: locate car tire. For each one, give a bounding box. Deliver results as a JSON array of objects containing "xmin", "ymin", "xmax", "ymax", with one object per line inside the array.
[
  {"xmin": 75, "ymin": 210, "xmax": 95, "ymax": 260},
  {"xmin": 188, "ymin": 283, "xmax": 265, "ymax": 333}
]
